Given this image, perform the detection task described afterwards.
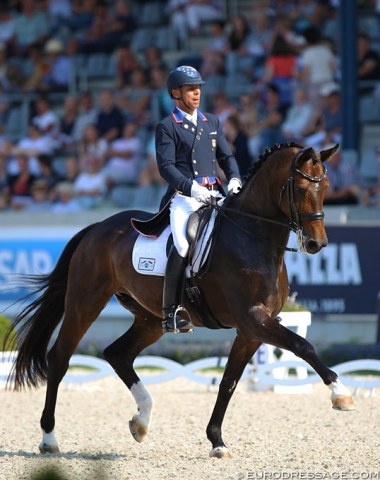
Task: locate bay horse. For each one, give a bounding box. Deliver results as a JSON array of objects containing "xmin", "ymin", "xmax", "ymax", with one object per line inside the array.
[{"xmin": 5, "ymin": 142, "xmax": 355, "ymax": 459}]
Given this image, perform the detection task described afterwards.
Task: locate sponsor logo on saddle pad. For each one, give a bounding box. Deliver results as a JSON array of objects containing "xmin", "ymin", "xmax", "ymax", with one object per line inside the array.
[{"xmin": 138, "ymin": 257, "xmax": 155, "ymax": 271}]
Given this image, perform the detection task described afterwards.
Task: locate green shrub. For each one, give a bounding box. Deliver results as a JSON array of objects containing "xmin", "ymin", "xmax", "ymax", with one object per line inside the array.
[{"xmin": 0, "ymin": 315, "xmax": 16, "ymax": 351}]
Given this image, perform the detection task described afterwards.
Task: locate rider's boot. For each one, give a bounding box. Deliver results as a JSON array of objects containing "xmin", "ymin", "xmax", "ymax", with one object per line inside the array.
[{"xmin": 162, "ymin": 246, "xmax": 193, "ymax": 333}]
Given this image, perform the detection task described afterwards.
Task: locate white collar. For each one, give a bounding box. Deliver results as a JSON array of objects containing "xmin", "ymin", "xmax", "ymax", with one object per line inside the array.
[{"xmin": 177, "ymin": 107, "xmax": 197, "ymax": 125}]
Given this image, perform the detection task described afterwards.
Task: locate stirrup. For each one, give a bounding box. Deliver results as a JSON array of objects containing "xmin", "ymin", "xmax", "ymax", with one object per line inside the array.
[{"xmin": 162, "ymin": 306, "xmax": 194, "ymax": 334}]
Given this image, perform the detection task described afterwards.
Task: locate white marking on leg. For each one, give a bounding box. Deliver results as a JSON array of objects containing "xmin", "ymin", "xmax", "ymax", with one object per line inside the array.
[
  {"xmin": 39, "ymin": 429, "xmax": 59, "ymax": 451},
  {"xmin": 329, "ymin": 378, "xmax": 351, "ymax": 399},
  {"xmin": 130, "ymin": 381, "xmax": 154, "ymax": 429}
]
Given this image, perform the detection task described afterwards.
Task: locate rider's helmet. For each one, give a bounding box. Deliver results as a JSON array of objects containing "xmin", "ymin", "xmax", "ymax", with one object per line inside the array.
[{"xmin": 167, "ymin": 65, "xmax": 205, "ymax": 98}]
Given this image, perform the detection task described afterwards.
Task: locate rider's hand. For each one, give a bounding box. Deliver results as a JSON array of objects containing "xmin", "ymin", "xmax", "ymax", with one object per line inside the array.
[
  {"xmin": 191, "ymin": 180, "xmax": 212, "ymax": 203},
  {"xmin": 227, "ymin": 178, "xmax": 242, "ymax": 194}
]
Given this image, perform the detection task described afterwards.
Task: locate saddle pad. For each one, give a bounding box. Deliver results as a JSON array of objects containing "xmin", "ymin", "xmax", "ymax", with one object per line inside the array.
[{"xmin": 132, "ymin": 211, "xmax": 217, "ymax": 276}]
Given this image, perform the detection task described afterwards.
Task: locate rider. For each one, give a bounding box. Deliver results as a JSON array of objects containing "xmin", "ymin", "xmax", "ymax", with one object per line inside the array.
[{"xmin": 156, "ymin": 65, "xmax": 242, "ymax": 333}]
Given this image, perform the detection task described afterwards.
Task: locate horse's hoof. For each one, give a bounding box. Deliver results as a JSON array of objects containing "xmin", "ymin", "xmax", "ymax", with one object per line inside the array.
[
  {"xmin": 209, "ymin": 446, "xmax": 231, "ymax": 459},
  {"xmin": 129, "ymin": 417, "xmax": 148, "ymax": 443},
  {"xmin": 332, "ymin": 395, "xmax": 356, "ymax": 411},
  {"xmin": 39, "ymin": 443, "xmax": 60, "ymax": 454}
]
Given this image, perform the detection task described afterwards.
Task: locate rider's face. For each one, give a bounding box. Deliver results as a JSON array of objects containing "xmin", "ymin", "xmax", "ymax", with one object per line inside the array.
[{"xmin": 173, "ymin": 84, "xmax": 201, "ymax": 113}]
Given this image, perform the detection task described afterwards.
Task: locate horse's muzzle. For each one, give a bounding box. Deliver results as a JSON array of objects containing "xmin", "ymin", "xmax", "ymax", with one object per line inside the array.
[{"xmin": 304, "ymin": 236, "xmax": 328, "ymax": 254}]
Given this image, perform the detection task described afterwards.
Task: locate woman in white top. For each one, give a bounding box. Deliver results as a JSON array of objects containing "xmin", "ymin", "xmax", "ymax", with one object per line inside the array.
[{"xmin": 298, "ymin": 26, "xmax": 337, "ymax": 105}]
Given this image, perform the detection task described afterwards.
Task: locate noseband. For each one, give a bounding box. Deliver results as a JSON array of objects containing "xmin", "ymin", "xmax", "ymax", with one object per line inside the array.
[{"xmin": 280, "ymin": 149, "xmax": 327, "ymax": 233}]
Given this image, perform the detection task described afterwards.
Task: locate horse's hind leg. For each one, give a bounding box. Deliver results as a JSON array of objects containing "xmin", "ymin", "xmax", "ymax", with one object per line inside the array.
[
  {"xmin": 39, "ymin": 293, "xmax": 111, "ymax": 453},
  {"xmin": 103, "ymin": 314, "xmax": 164, "ymax": 443},
  {"xmin": 207, "ymin": 334, "xmax": 262, "ymax": 458}
]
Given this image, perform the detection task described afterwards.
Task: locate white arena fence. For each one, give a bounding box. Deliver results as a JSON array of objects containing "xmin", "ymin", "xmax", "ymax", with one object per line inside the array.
[{"xmin": 1, "ymin": 351, "xmax": 380, "ymax": 397}]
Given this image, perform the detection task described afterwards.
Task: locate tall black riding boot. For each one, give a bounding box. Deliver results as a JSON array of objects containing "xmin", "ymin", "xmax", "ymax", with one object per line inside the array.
[{"xmin": 162, "ymin": 246, "xmax": 193, "ymax": 333}]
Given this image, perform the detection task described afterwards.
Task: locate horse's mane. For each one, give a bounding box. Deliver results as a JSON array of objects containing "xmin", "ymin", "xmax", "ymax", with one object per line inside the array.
[{"xmin": 246, "ymin": 142, "xmax": 304, "ymax": 180}]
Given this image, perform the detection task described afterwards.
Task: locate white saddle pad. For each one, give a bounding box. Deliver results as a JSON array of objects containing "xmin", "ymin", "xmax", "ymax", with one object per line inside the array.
[{"xmin": 132, "ymin": 211, "xmax": 217, "ymax": 276}]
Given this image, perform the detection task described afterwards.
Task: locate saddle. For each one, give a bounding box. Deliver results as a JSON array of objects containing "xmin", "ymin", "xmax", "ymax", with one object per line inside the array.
[{"xmin": 131, "ymin": 201, "xmax": 230, "ymax": 330}]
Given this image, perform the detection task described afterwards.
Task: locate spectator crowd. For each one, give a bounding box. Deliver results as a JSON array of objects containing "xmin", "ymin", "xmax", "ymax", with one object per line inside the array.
[{"xmin": 0, "ymin": 0, "xmax": 379, "ymax": 213}]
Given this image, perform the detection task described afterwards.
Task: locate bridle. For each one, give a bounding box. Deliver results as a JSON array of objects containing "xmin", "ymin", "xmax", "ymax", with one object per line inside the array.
[
  {"xmin": 280, "ymin": 148, "xmax": 327, "ymax": 233},
  {"xmin": 208, "ymin": 148, "xmax": 327, "ymax": 252}
]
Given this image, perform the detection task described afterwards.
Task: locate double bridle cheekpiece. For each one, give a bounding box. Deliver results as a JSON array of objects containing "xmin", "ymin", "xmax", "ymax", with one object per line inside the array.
[{"xmin": 280, "ymin": 148, "xmax": 327, "ymax": 233}]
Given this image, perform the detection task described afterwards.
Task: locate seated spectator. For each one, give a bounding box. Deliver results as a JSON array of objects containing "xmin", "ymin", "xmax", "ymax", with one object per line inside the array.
[
  {"xmin": 237, "ymin": 91, "xmax": 262, "ymax": 160},
  {"xmin": 223, "ymin": 114, "xmax": 253, "ymax": 180},
  {"xmin": 199, "ymin": 20, "xmax": 227, "ymax": 78},
  {"xmin": 70, "ymin": 0, "xmax": 135, "ymax": 54},
  {"xmin": 13, "ymin": 123, "xmax": 55, "ymax": 175},
  {"xmin": 103, "ymin": 121, "xmax": 143, "ymax": 188},
  {"xmin": 224, "ymin": 14, "xmax": 254, "ymax": 79},
  {"xmin": 11, "ymin": 0, "xmax": 51, "ymax": 57},
  {"xmin": 31, "ymin": 94, "xmax": 61, "ymax": 147},
  {"xmin": 71, "ymin": 91, "xmax": 97, "ymax": 143},
  {"xmin": 141, "ymin": 45, "xmax": 168, "ymax": 80},
  {"xmin": 260, "ymin": 33, "xmax": 298, "ymax": 107},
  {"xmin": 78, "ymin": 123, "xmax": 108, "ymax": 168},
  {"xmin": 58, "ymin": 0, "xmax": 94, "ymax": 33},
  {"xmin": 281, "ymin": 86, "xmax": 314, "ymax": 142},
  {"xmin": 73, "ymin": 153, "xmax": 107, "ymax": 209},
  {"xmin": 358, "ymin": 32, "xmax": 380, "ymax": 97},
  {"xmin": 254, "ymin": 83, "xmax": 287, "ymax": 155},
  {"xmin": 138, "ymin": 134, "xmax": 166, "ymax": 188},
  {"xmin": 297, "ymin": 25, "xmax": 337, "ymax": 104},
  {"xmin": 59, "ymin": 95, "xmax": 79, "ymax": 152},
  {"xmin": 0, "ymin": 42, "xmax": 25, "ymax": 91},
  {"xmin": 23, "ymin": 45, "xmax": 51, "ymax": 92},
  {"xmin": 115, "ymin": 44, "xmax": 142, "ymax": 89},
  {"xmin": 39, "ymin": 38, "xmax": 73, "ymax": 92},
  {"xmin": 51, "ymin": 181, "xmax": 81, "ymax": 212},
  {"xmin": 117, "ymin": 67, "xmax": 151, "ymax": 126},
  {"xmin": 149, "ymin": 66, "xmax": 172, "ymax": 125},
  {"xmin": 24, "ymin": 178, "xmax": 52, "ymax": 211},
  {"xmin": 36, "ymin": 153, "xmax": 64, "ymax": 189},
  {"xmin": 64, "ymin": 155, "xmax": 80, "ymax": 183},
  {"xmin": 95, "ymin": 89, "xmax": 125, "ymax": 142},
  {"xmin": 0, "ymin": 5, "xmax": 16, "ymax": 52},
  {"xmin": 323, "ymin": 146, "xmax": 360, "ymax": 205},
  {"xmin": 245, "ymin": 9, "xmax": 272, "ymax": 75},
  {"xmin": 167, "ymin": 0, "xmax": 224, "ymax": 48},
  {"xmin": 7, "ymin": 152, "xmax": 37, "ymax": 209},
  {"xmin": 304, "ymin": 82, "xmax": 341, "ymax": 150},
  {"xmin": 71, "ymin": 90, "xmax": 98, "ymax": 142},
  {"xmin": 211, "ymin": 91, "xmax": 238, "ymax": 128}
]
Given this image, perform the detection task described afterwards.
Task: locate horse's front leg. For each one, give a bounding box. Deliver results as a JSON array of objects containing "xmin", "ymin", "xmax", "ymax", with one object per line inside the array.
[
  {"xmin": 244, "ymin": 309, "xmax": 355, "ymax": 411},
  {"xmin": 207, "ymin": 334, "xmax": 262, "ymax": 459}
]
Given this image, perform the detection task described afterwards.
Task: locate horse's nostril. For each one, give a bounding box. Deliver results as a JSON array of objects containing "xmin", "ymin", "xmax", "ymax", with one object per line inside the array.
[{"xmin": 306, "ymin": 238, "xmax": 327, "ymax": 253}]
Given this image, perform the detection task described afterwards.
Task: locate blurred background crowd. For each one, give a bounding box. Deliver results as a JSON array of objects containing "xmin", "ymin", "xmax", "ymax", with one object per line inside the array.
[{"xmin": 0, "ymin": 0, "xmax": 379, "ymax": 213}]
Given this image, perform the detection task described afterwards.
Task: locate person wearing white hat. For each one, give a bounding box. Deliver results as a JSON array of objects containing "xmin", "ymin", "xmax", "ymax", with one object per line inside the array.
[{"xmin": 41, "ymin": 38, "xmax": 72, "ymax": 92}]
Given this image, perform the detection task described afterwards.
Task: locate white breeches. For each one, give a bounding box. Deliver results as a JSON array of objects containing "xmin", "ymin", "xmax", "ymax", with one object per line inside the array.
[{"xmin": 170, "ymin": 192, "xmax": 219, "ymax": 258}]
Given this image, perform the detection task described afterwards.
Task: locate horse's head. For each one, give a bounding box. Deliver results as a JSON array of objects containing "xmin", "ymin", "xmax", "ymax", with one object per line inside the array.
[{"xmin": 279, "ymin": 143, "xmax": 338, "ymax": 254}]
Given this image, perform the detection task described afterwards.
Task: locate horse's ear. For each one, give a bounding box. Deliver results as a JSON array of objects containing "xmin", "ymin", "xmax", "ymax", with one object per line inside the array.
[
  {"xmin": 295, "ymin": 147, "xmax": 313, "ymax": 167},
  {"xmin": 320, "ymin": 143, "xmax": 340, "ymax": 162}
]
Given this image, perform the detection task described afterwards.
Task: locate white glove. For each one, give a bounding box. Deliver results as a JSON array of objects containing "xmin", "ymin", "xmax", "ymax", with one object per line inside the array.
[
  {"xmin": 191, "ymin": 180, "xmax": 212, "ymax": 203},
  {"xmin": 227, "ymin": 178, "xmax": 242, "ymax": 194}
]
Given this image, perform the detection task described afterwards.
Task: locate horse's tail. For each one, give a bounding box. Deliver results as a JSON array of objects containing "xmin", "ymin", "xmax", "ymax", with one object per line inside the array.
[{"xmin": 5, "ymin": 223, "xmax": 97, "ymax": 390}]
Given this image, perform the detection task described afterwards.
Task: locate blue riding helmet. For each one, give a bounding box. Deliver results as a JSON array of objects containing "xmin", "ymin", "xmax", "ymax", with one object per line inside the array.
[{"xmin": 167, "ymin": 66, "xmax": 205, "ymax": 98}]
